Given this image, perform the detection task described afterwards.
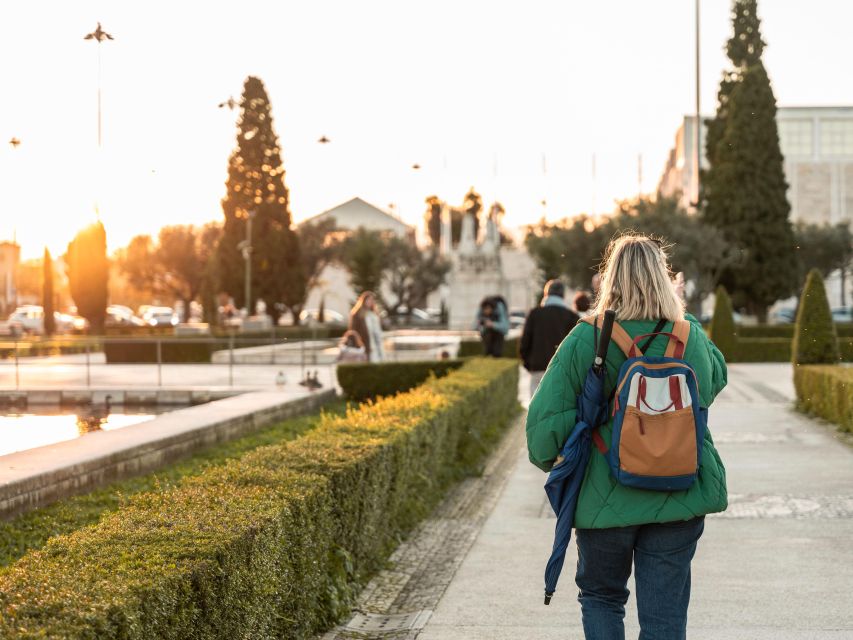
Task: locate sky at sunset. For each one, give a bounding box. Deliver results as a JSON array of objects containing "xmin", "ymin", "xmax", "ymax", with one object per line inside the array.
[{"xmin": 2, "ymin": 0, "xmax": 853, "ymax": 259}]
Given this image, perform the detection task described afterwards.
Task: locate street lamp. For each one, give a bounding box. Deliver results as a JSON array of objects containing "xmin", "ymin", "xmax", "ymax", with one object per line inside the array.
[
  {"xmin": 9, "ymin": 137, "xmax": 21, "ymax": 149},
  {"xmin": 236, "ymin": 209, "xmax": 256, "ymax": 315},
  {"xmin": 83, "ymin": 22, "xmax": 114, "ymax": 148}
]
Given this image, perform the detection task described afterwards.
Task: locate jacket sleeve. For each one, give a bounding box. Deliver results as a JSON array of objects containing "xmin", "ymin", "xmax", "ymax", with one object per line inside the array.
[
  {"xmin": 526, "ymin": 330, "xmax": 592, "ymax": 471},
  {"xmin": 494, "ymin": 302, "xmax": 510, "ymax": 335},
  {"xmin": 519, "ymin": 311, "xmax": 534, "ymax": 370},
  {"xmin": 686, "ymin": 318, "xmax": 728, "ymax": 406}
]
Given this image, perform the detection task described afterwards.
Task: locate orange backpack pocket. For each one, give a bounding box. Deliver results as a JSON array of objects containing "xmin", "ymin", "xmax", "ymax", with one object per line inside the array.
[{"xmin": 619, "ymin": 406, "xmax": 698, "ymax": 477}]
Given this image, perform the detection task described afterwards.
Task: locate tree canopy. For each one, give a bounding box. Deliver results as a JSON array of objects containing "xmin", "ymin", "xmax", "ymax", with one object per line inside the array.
[
  {"xmin": 217, "ymin": 76, "xmax": 303, "ymax": 318},
  {"xmin": 66, "ymin": 221, "xmax": 108, "ymax": 333}
]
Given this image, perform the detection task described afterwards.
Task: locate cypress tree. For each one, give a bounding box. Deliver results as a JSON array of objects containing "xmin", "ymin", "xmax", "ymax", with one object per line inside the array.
[
  {"xmin": 42, "ymin": 247, "xmax": 56, "ymax": 336},
  {"xmin": 704, "ymin": 0, "xmax": 766, "ymax": 170},
  {"xmin": 792, "ymin": 269, "xmax": 839, "ymax": 365},
  {"xmin": 704, "ymin": 61, "xmax": 797, "ymax": 319},
  {"xmin": 709, "ymin": 286, "xmax": 736, "ymax": 360},
  {"xmin": 218, "ymin": 76, "xmax": 303, "ymax": 321},
  {"xmin": 66, "ymin": 222, "xmax": 108, "ymax": 334}
]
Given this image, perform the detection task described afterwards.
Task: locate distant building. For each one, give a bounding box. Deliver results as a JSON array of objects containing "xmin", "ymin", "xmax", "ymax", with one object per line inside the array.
[
  {"xmin": 300, "ymin": 197, "xmax": 413, "ymax": 239},
  {"xmin": 0, "ymin": 241, "xmax": 20, "ymax": 316},
  {"xmin": 298, "ymin": 197, "xmax": 416, "ymax": 318},
  {"xmin": 658, "ymin": 107, "xmax": 853, "ymax": 225}
]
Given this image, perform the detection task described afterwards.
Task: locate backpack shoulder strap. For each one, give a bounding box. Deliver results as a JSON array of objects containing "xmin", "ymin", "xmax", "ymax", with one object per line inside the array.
[
  {"xmin": 664, "ymin": 319, "xmax": 691, "ymax": 358},
  {"xmin": 581, "ymin": 314, "xmax": 636, "ymax": 357}
]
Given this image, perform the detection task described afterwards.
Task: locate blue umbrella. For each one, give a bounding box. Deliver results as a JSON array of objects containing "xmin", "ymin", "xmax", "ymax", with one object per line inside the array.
[{"xmin": 543, "ymin": 310, "xmax": 615, "ymax": 605}]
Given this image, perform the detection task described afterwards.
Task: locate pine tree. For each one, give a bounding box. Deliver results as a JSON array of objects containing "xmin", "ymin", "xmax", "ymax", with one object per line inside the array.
[
  {"xmin": 218, "ymin": 76, "xmax": 303, "ymax": 321},
  {"xmin": 704, "ymin": 0, "xmax": 766, "ymax": 170},
  {"xmin": 42, "ymin": 247, "xmax": 55, "ymax": 336},
  {"xmin": 704, "ymin": 61, "xmax": 797, "ymax": 319},
  {"xmin": 66, "ymin": 222, "xmax": 108, "ymax": 333},
  {"xmin": 792, "ymin": 269, "xmax": 839, "ymax": 364},
  {"xmin": 709, "ymin": 286, "xmax": 736, "ymax": 360}
]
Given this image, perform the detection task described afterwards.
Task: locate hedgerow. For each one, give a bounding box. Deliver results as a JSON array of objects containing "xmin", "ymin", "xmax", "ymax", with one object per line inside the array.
[
  {"xmin": 0, "ymin": 406, "xmax": 342, "ymax": 569},
  {"xmin": 794, "ymin": 365, "xmax": 853, "ymax": 433},
  {"xmin": 0, "ymin": 358, "xmax": 519, "ymax": 639},
  {"xmin": 336, "ymin": 359, "xmax": 463, "ymax": 401}
]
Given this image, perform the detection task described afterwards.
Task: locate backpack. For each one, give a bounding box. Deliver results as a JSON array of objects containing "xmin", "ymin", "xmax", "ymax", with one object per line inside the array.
[{"xmin": 581, "ymin": 315, "xmax": 706, "ymax": 492}]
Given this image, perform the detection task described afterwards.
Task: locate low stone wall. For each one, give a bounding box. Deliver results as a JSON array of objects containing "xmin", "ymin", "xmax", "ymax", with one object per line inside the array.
[
  {"xmin": 0, "ymin": 388, "xmax": 335, "ymax": 520},
  {"xmin": 0, "ymin": 387, "xmax": 240, "ymax": 408}
]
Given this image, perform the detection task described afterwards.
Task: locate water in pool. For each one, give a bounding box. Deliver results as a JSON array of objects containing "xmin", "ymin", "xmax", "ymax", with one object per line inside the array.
[{"xmin": 0, "ymin": 407, "xmax": 167, "ymax": 457}]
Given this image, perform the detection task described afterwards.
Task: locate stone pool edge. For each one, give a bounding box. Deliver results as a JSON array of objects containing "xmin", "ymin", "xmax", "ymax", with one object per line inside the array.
[{"xmin": 0, "ymin": 388, "xmax": 335, "ymax": 520}]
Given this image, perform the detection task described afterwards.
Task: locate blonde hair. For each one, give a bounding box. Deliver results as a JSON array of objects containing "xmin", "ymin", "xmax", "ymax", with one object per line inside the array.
[
  {"xmin": 350, "ymin": 291, "xmax": 376, "ymax": 317},
  {"xmin": 592, "ymin": 234, "xmax": 685, "ymax": 322}
]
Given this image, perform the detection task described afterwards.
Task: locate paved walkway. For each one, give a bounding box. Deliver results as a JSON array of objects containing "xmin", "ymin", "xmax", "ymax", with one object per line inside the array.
[{"xmin": 326, "ymin": 364, "xmax": 853, "ymax": 639}]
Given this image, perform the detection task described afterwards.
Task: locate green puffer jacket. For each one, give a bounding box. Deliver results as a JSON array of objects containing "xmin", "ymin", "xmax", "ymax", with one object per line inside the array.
[{"xmin": 526, "ymin": 315, "xmax": 728, "ymax": 529}]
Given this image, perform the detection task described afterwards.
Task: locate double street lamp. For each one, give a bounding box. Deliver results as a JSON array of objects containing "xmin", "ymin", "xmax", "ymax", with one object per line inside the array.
[{"xmin": 236, "ymin": 209, "xmax": 257, "ymax": 316}]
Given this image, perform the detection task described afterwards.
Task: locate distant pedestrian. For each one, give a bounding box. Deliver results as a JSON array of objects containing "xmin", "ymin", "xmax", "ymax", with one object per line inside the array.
[
  {"xmin": 348, "ymin": 291, "xmax": 385, "ymax": 363},
  {"xmin": 520, "ymin": 280, "xmax": 578, "ymax": 397},
  {"xmin": 337, "ymin": 330, "xmax": 368, "ymax": 363},
  {"xmin": 475, "ymin": 295, "xmax": 509, "ymax": 357},
  {"xmin": 573, "ymin": 291, "xmax": 592, "ymax": 318},
  {"xmin": 526, "ymin": 235, "xmax": 728, "ymax": 639}
]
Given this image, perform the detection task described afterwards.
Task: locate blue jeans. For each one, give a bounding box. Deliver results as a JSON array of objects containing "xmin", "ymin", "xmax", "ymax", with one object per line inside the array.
[{"xmin": 575, "ymin": 517, "xmax": 704, "ymax": 640}]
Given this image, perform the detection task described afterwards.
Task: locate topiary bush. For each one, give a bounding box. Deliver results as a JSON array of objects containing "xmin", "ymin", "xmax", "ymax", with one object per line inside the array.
[
  {"xmin": 336, "ymin": 359, "xmax": 464, "ymax": 402},
  {"xmin": 794, "ymin": 365, "xmax": 853, "ymax": 432},
  {"xmin": 792, "ymin": 269, "xmax": 840, "ymax": 364},
  {"xmin": 0, "ymin": 359, "xmax": 519, "ymax": 639},
  {"xmin": 709, "ymin": 286, "xmax": 737, "ymax": 359}
]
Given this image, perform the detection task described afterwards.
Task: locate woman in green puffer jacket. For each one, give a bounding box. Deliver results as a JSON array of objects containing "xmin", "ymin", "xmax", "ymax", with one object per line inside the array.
[{"xmin": 526, "ymin": 234, "xmax": 727, "ymax": 640}]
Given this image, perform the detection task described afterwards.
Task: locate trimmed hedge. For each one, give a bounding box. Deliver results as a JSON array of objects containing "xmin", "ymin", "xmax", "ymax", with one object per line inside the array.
[
  {"xmin": 103, "ymin": 339, "xmax": 221, "ymax": 363},
  {"xmin": 794, "ymin": 365, "xmax": 853, "ymax": 432},
  {"xmin": 458, "ymin": 335, "xmax": 520, "ymax": 358},
  {"xmin": 0, "ymin": 405, "xmax": 343, "ymax": 569},
  {"xmin": 0, "ymin": 359, "xmax": 519, "ymax": 639},
  {"xmin": 717, "ymin": 337, "xmax": 853, "ymax": 363},
  {"xmin": 337, "ymin": 359, "xmax": 464, "ymax": 402}
]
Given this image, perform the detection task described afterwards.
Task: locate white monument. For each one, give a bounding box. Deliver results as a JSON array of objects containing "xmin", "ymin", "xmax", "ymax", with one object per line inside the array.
[{"xmin": 444, "ymin": 204, "xmax": 507, "ymax": 330}]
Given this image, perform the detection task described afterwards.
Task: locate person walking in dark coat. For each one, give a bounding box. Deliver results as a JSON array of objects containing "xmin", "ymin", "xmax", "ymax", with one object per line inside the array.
[{"xmin": 519, "ymin": 280, "xmax": 579, "ymax": 397}]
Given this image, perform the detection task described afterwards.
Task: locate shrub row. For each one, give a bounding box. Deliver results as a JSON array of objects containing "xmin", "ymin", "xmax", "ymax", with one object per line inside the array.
[
  {"xmin": 735, "ymin": 323, "xmax": 853, "ymax": 339},
  {"xmin": 336, "ymin": 359, "xmax": 464, "ymax": 402},
  {"xmin": 457, "ymin": 336, "xmax": 520, "ymax": 358},
  {"xmin": 103, "ymin": 339, "xmax": 221, "ymax": 363},
  {"xmin": 711, "ymin": 337, "xmax": 853, "ymax": 363},
  {"xmin": 794, "ymin": 365, "xmax": 853, "ymax": 432},
  {"xmin": 0, "ymin": 340, "xmax": 100, "ymax": 360},
  {"xmin": 0, "ymin": 358, "xmax": 519, "ymax": 639}
]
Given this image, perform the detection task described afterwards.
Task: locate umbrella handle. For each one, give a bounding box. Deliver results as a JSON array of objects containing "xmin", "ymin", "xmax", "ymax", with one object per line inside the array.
[{"xmin": 593, "ymin": 310, "xmax": 616, "ymax": 373}]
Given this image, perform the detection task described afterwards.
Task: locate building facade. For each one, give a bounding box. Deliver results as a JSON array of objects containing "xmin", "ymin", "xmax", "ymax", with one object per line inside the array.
[{"xmin": 658, "ymin": 106, "xmax": 853, "ymax": 225}]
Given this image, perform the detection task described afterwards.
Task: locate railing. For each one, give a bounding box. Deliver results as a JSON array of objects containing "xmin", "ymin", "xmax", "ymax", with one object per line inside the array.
[{"xmin": 0, "ymin": 335, "xmax": 340, "ymax": 390}]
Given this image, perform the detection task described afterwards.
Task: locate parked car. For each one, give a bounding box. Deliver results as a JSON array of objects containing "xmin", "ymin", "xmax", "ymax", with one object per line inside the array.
[
  {"xmin": 139, "ymin": 306, "xmax": 178, "ymax": 327},
  {"xmin": 0, "ymin": 318, "xmax": 23, "ymax": 337},
  {"xmin": 5, "ymin": 305, "xmax": 87, "ymax": 335},
  {"xmin": 832, "ymin": 307, "xmax": 853, "ymax": 323},
  {"xmin": 387, "ymin": 307, "xmax": 441, "ymax": 327},
  {"xmin": 106, "ymin": 304, "xmax": 145, "ymax": 327},
  {"xmin": 298, "ymin": 308, "xmax": 346, "ymax": 326},
  {"xmin": 770, "ymin": 307, "xmax": 797, "ymax": 324},
  {"xmin": 508, "ymin": 309, "xmax": 527, "ymax": 330}
]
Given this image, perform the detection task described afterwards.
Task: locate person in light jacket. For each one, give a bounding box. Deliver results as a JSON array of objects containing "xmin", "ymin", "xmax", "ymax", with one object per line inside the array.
[
  {"xmin": 526, "ymin": 235, "xmax": 728, "ymax": 640},
  {"xmin": 348, "ymin": 291, "xmax": 385, "ymax": 362},
  {"xmin": 475, "ymin": 295, "xmax": 509, "ymax": 357}
]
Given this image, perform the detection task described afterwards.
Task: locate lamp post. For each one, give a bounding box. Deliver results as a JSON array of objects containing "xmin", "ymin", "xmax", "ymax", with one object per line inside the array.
[
  {"xmin": 694, "ymin": 0, "xmax": 701, "ymax": 207},
  {"xmin": 237, "ymin": 209, "xmax": 257, "ymax": 316},
  {"xmin": 83, "ymin": 23, "xmax": 114, "ymax": 148}
]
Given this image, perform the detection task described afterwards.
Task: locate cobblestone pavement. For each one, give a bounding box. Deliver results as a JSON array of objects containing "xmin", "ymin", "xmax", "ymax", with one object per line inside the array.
[{"xmin": 320, "ymin": 414, "xmax": 526, "ymax": 640}]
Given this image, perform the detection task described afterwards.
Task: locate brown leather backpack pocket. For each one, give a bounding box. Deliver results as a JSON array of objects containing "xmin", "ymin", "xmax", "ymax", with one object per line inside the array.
[{"xmin": 619, "ymin": 406, "xmax": 697, "ymax": 477}]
